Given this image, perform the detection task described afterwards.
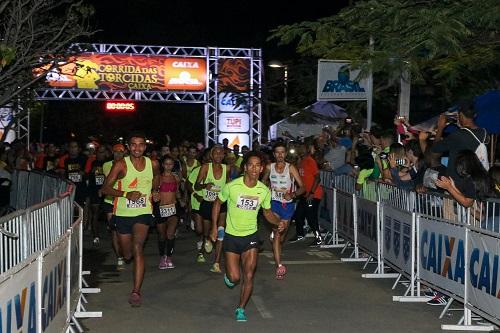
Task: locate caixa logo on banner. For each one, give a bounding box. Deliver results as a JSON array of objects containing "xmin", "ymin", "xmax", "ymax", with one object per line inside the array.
[
  {"xmin": 420, "ymin": 230, "xmax": 500, "ymax": 298},
  {"xmin": 218, "ymin": 92, "xmax": 249, "ymax": 112}
]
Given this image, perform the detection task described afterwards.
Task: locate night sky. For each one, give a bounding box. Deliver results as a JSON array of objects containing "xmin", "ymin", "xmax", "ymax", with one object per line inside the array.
[
  {"xmin": 43, "ymin": 0, "xmax": 350, "ymax": 144},
  {"xmin": 87, "ymin": 0, "xmax": 348, "ymax": 55}
]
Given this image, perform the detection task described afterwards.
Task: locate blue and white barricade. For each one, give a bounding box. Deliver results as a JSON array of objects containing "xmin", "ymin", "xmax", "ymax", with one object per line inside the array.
[
  {"xmin": 1, "ymin": 171, "xmax": 101, "ymax": 333},
  {"xmin": 323, "ymin": 170, "xmax": 500, "ymax": 331}
]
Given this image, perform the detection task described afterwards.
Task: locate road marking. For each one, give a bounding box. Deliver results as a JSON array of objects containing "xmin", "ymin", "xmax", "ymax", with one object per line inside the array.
[
  {"xmin": 306, "ymin": 250, "xmax": 334, "ymax": 258},
  {"xmin": 252, "ymin": 296, "xmax": 273, "ymax": 319},
  {"xmin": 268, "ymin": 260, "xmax": 343, "ymax": 265}
]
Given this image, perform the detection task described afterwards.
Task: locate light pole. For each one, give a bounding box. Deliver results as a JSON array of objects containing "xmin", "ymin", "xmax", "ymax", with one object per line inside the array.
[{"xmin": 267, "ymin": 60, "xmax": 288, "ymax": 105}]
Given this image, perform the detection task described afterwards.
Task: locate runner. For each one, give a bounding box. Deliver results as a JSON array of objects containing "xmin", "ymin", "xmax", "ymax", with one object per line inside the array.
[
  {"xmin": 102, "ymin": 144, "xmax": 126, "ymax": 269},
  {"xmin": 57, "ymin": 141, "xmax": 88, "ymax": 209},
  {"xmin": 186, "ymin": 149, "xmax": 210, "ymax": 262},
  {"xmin": 210, "ymin": 151, "xmax": 284, "ymax": 322},
  {"xmin": 101, "ymin": 133, "xmax": 160, "ymax": 306},
  {"xmin": 194, "ymin": 145, "xmax": 229, "ymax": 268},
  {"xmin": 155, "ymin": 156, "xmax": 183, "ymax": 269},
  {"xmin": 87, "ymin": 145, "xmax": 109, "ymax": 246},
  {"xmin": 182, "ymin": 145, "xmax": 201, "ymax": 230},
  {"xmin": 182, "ymin": 145, "xmax": 200, "ymax": 180},
  {"xmin": 34, "ymin": 143, "xmax": 59, "ymax": 174},
  {"xmin": 262, "ymin": 142, "xmax": 305, "ymax": 280}
]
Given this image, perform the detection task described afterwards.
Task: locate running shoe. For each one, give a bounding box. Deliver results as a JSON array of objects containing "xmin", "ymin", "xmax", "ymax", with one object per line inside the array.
[
  {"xmin": 159, "ymin": 256, "xmax": 168, "ymax": 270},
  {"xmin": 427, "ymin": 295, "xmax": 448, "ymax": 306},
  {"xmin": 210, "ymin": 263, "xmax": 222, "ymax": 273},
  {"xmin": 308, "ymin": 236, "xmax": 322, "ymax": 247},
  {"xmin": 235, "ymin": 308, "xmax": 247, "ymax": 322},
  {"xmin": 269, "ymin": 231, "xmax": 274, "ymax": 242},
  {"xmin": 204, "ymin": 240, "xmax": 213, "ymax": 254},
  {"xmin": 93, "ymin": 237, "xmax": 100, "ymax": 246},
  {"xmin": 196, "ymin": 240, "xmax": 203, "ymax": 251},
  {"xmin": 288, "ymin": 235, "xmax": 305, "ymax": 243},
  {"xmin": 276, "ymin": 264, "xmax": 287, "ymax": 280},
  {"xmin": 117, "ymin": 257, "xmax": 125, "ymax": 271},
  {"xmin": 128, "ymin": 290, "xmax": 142, "ymax": 307},
  {"xmin": 196, "ymin": 253, "xmax": 206, "ymax": 263},
  {"xmin": 166, "ymin": 257, "xmax": 175, "ymax": 269},
  {"xmin": 224, "ymin": 274, "xmax": 235, "ymax": 289}
]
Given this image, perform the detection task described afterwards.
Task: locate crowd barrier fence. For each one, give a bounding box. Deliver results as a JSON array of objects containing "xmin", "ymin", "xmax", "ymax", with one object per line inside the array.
[
  {"xmin": 320, "ymin": 170, "xmax": 500, "ymax": 331},
  {"xmin": 0, "ymin": 171, "xmax": 101, "ymax": 333}
]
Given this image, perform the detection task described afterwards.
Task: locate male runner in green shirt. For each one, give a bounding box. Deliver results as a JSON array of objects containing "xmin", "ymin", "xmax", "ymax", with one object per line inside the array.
[{"xmin": 211, "ymin": 151, "xmax": 283, "ymax": 322}]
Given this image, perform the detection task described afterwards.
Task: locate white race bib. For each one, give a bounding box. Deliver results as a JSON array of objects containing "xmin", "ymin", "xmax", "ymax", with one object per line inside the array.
[
  {"xmin": 159, "ymin": 203, "xmax": 176, "ymax": 218},
  {"xmin": 68, "ymin": 172, "xmax": 82, "ymax": 183},
  {"xmin": 236, "ymin": 195, "xmax": 259, "ymax": 211},
  {"xmin": 204, "ymin": 185, "xmax": 220, "ymax": 202},
  {"xmin": 95, "ymin": 175, "xmax": 105, "ymax": 186},
  {"xmin": 271, "ymin": 188, "xmax": 287, "ymax": 202},
  {"xmin": 126, "ymin": 196, "xmax": 147, "ymax": 209}
]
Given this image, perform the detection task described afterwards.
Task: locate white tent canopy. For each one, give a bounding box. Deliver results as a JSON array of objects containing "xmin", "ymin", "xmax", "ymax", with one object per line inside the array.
[{"xmin": 268, "ymin": 102, "xmax": 347, "ymax": 140}]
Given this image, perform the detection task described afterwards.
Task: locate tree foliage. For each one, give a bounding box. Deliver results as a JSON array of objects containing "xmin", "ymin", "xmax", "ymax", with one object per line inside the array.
[
  {"xmin": 0, "ymin": 0, "xmax": 94, "ymax": 140},
  {"xmin": 269, "ymin": 0, "xmax": 500, "ymax": 103}
]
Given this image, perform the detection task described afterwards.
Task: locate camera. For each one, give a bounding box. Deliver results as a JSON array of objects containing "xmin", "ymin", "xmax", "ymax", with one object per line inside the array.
[
  {"xmin": 396, "ymin": 158, "xmax": 407, "ymax": 166},
  {"xmin": 444, "ymin": 112, "xmax": 458, "ymax": 124}
]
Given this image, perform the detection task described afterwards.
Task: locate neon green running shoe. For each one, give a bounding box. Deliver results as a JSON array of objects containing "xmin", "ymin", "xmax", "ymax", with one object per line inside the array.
[
  {"xmin": 196, "ymin": 253, "xmax": 206, "ymax": 263},
  {"xmin": 235, "ymin": 308, "xmax": 247, "ymax": 322},
  {"xmin": 210, "ymin": 263, "xmax": 222, "ymax": 273}
]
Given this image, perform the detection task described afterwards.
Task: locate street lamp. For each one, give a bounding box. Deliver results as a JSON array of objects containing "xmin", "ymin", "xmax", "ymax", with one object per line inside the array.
[{"xmin": 267, "ymin": 60, "xmax": 288, "ymax": 105}]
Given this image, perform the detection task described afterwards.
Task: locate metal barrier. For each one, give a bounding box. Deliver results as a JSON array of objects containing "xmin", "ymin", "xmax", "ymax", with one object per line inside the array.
[
  {"xmin": 9, "ymin": 170, "xmax": 73, "ymax": 210},
  {"xmin": 0, "ymin": 171, "xmax": 100, "ymax": 332},
  {"xmin": 322, "ymin": 170, "xmax": 500, "ymax": 331}
]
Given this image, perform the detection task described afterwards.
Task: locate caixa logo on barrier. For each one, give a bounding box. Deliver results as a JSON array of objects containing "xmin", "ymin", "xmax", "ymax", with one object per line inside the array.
[
  {"xmin": 0, "ymin": 258, "xmax": 67, "ymax": 333},
  {"xmin": 421, "ymin": 230, "xmax": 500, "ymax": 298},
  {"xmin": 218, "ymin": 92, "xmax": 249, "ymax": 112}
]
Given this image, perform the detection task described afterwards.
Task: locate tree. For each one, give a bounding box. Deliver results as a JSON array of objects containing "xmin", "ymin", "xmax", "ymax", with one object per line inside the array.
[
  {"xmin": 269, "ymin": 0, "xmax": 500, "ymax": 114},
  {"xmin": 0, "ymin": 0, "xmax": 95, "ymax": 141}
]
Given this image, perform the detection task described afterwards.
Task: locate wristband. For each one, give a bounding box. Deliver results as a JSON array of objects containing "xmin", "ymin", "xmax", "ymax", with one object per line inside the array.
[{"xmin": 122, "ymin": 191, "xmax": 128, "ymax": 198}]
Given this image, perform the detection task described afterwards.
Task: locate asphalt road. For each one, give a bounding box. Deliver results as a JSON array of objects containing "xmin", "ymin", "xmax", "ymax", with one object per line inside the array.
[{"xmin": 80, "ymin": 221, "xmax": 462, "ymax": 333}]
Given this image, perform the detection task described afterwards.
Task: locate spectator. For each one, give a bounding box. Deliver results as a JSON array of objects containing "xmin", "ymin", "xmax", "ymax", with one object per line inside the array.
[
  {"xmin": 290, "ymin": 141, "xmax": 323, "ymax": 246},
  {"xmin": 321, "ymin": 127, "xmax": 348, "ymax": 174},
  {"xmin": 432, "ymin": 101, "xmax": 488, "ymax": 181},
  {"xmin": 435, "ymin": 150, "xmax": 491, "ymax": 208}
]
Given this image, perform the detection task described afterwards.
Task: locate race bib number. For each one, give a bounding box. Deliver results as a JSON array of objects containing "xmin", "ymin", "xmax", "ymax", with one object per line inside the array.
[
  {"xmin": 126, "ymin": 196, "xmax": 147, "ymax": 209},
  {"xmin": 204, "ymin": 185, "xmax": 220, "ymax": 202},
  {"xmin": 159, "ymin": 204, "xmax": 176, "ymax": 218},
  {"xmin": 68, "ymin": 172, "xmax": 82, "ymax": 183},
  {"xmin": 95, "ymin": 175, "xmax": 105, "ymax": 186},
  {"xmin": 271, "ymin": 188, "xmax": 287, "ymax": 201},
  {"xmin": 236, "ymin": 195, "xmax": 259, "ymax": 211}
]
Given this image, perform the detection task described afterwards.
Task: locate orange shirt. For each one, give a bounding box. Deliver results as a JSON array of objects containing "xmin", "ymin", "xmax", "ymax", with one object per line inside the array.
[{"xmin": 299, "ymin": 155, "xmax": 323, "ymax": 199}]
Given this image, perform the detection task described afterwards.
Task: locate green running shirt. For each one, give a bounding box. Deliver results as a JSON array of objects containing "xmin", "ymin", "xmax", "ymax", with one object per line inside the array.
[
  {"xmin": 218, "ymin": 177, "xmax": 271, "ymax": 237},
  {"xmin": 114, "ymin": 156, "xmax": 153, "ymax": 217},
  {"xmin": 188, "ymin": 166, "xmax": 203, "ymax": 210}
]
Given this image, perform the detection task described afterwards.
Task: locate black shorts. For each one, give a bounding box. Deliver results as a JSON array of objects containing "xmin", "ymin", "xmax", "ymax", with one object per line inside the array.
[
  {"xmin": 200, "ymin": 200, "xmax": 227, "ymax": 220},
  {"xmin": 113, "ymin": 214, "xmax": 153, "ymax": 234},
  {"xmin": 223, "ymin": 232, "xmax": 259, "ymax": 255},
  {"xmin": 101, "ymin": 202, "xmax": 114, "ymax": 214}
]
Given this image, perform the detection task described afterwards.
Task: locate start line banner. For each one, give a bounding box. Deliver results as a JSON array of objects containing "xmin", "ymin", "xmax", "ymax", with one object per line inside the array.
[{"xmin": 34, "ymin": 54, "xmax": 207, "ymax": 92}]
